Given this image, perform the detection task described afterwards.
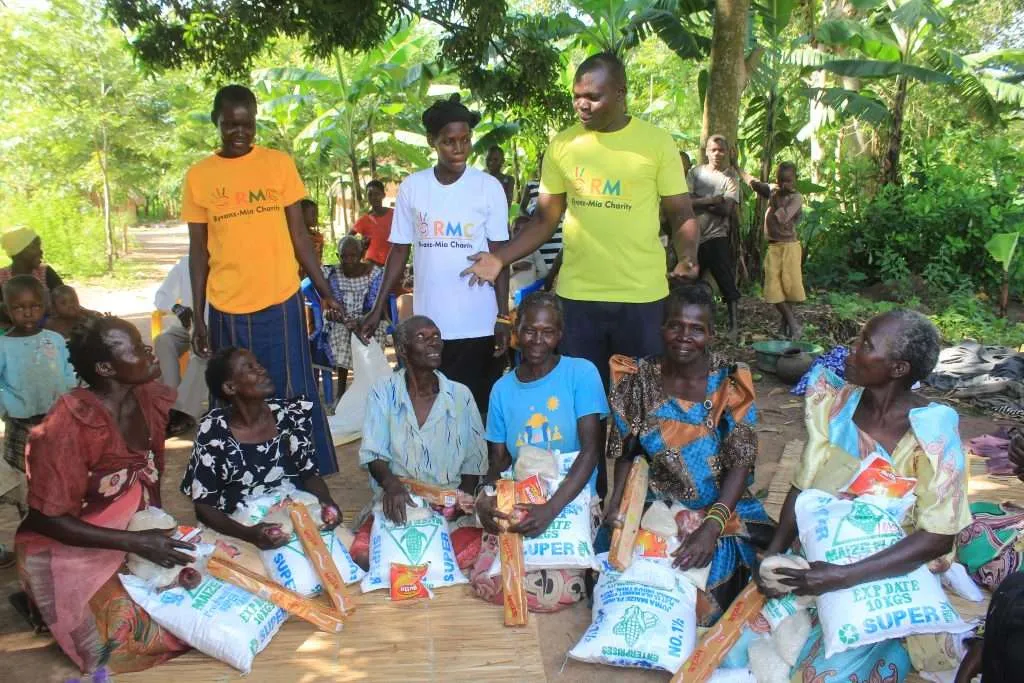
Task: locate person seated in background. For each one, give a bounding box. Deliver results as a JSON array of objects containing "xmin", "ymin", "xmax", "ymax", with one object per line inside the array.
[
  {"xmin": 473, "ymin": 292, "xmax": 608, "ymax": 612},
  {"xmin": 43, "ymin": 285, "xmax": 89, "ymax": 339},
  {"xmin": 322, "ymin": 236, "xmax": 388, "ymax": 396},
  {"xmin": 13, "ymin": 316, "xmax": 192, "ymax": 672},
  {"xmin": 604, "ymin": 282, "xmax": 775, "ymax": 626},
  {"xmin": 351, "ymin": 315, "xmax": 486, "ymax": 569},
  {"xmin": 0, "ymin": 227, "xmax": 64, "ymax": 304},
  {"xmin": 301, "ymin": 198, "xmax": 325, "ymax": 275},
  {"xmin": 180, "ymin": 347, "xmax": 341, "ymax": 550},
  {"xmin": 152, "ymin": 254, "xmax": 208, "ymax": 436},
  {"xmin": 350, "ymin": 180, "xmax": 394, "ymax": 268},
  {"xmin": 757, "ymin": 309, "xmax": 971, "ymax": 681}
]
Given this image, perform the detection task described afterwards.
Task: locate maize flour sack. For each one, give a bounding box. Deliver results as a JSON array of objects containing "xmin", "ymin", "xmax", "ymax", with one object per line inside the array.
[
  {"xmin": 230, "ymin": 484, "xmax": 365, "ymax": 595},
  {"xmin": 361, "ymin": 498, "xmax": 468, "ymax": 592},
  {"xmin": 262, "ymin": 527, "xmax": 365, "ymax": 595},
  {"xmin": 794, "ymin": 489, "xmax": 965, "ymax": 658},
  {"xmin": 488, "ymin": 450, "xmax": 597, "ymax": 576},
  {"xmin": 569, "ymin": 555, "xmax": 697, "ymax": 672},
  {"xmin": 121, "ymin": 562, "xmax": 286, "ymax": 673}
]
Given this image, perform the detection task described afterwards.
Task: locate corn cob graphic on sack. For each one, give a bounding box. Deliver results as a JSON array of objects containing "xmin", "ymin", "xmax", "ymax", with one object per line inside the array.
[
  {"xmin": 569, "ymin": 554, "xmax": 697, "ymax": 672},
  {"xmin": 361, "ymin": 495, "xmax": 467, "ymax": 593}
]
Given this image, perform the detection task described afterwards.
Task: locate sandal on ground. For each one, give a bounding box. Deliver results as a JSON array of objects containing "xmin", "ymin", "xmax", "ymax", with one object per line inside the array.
[{"xmin": 9, "ymin": 591, "xmax": 48, "ymax": 634}]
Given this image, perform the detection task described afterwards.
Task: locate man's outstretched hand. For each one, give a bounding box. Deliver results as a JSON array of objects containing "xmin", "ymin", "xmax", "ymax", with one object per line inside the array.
[{"xmin": 461, "ymin": 252, "xmax": 503, "ymax": 286}]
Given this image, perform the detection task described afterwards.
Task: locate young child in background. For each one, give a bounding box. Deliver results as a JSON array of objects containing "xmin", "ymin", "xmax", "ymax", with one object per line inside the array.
[
  {"xmin": 0, "ymin": 276, "xmax": 78, "ymax": 566},
  {"xmin": 44, "ymin": 284, "xmax": 87, "ymax": 339},
  {"xmin": 0, "ymin": 275, "xmax": 77, "ymax": 476},
  {"xmin": 740, "ymin": 161, "xmax": 805, "ymax": 339}
]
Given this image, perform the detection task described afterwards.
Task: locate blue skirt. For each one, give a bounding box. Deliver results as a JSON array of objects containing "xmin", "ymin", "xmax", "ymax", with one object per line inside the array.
[{"xmin": 208, "ymin": 290, "xmax": 338, "ymax": 475}]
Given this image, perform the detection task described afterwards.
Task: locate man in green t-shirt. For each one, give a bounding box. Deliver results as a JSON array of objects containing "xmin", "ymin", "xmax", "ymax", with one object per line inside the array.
[{"xmin": 464, "ymin": 52, "xmax": 699, "ymax": 391}]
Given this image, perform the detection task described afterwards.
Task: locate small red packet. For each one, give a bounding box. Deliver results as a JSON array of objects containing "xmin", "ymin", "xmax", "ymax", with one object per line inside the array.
[
  {"xmin": 515, "ymin": 475, "xmax": 548, "ymax": 505},
  {"xmin": 635, "ymin": 529, "xmax": 670, "ymax": 559},
  {"xmin": 390, "ymin": 563, "xmax": 432, "ymax": 602},
  {"xmin": 843, "ymin": 455, "xmax": 917, "ymax": 498}
]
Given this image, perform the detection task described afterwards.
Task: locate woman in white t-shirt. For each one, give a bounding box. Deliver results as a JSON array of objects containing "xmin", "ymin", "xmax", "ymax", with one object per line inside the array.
[{"xmin": 360, "ymin": 94, "xmax": 510, "ymax": 414}]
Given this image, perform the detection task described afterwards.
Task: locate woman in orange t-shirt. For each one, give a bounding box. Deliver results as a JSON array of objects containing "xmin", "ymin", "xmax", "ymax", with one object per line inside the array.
[
  {"xmin": 181, "ymin": 84, "xmax": 344, "ymax": 475},
  {"xmin": 350, "ymin": 179, "xmax": 393, "ymax": 267}
]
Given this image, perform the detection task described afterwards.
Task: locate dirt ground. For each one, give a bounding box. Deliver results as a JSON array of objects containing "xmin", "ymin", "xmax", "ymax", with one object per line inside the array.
[{"xmin": 0, "ymin": 224, "xmax": 1004, "ymax": 681}]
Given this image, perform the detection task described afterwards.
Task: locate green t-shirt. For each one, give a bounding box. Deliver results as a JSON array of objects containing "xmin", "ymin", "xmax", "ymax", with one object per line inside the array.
[{"xmin": 540, "ymin": 118, "xmax": 686, "ymax": 303}]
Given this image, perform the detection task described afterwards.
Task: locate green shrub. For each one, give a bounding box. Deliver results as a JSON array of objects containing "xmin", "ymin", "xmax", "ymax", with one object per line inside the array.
[
  {"xmin": 0, "ymin": 192, "xmax": 109, "ymax": 277},
  {"xmin": 803, "ymin": 163, "xmax": 1024, "ymax": 298}
]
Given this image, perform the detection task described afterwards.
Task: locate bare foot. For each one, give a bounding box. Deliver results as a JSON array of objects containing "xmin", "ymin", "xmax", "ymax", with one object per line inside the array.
[{"xmin": 789, "ymin": 324, "xmax": 804, "ymax": 340}]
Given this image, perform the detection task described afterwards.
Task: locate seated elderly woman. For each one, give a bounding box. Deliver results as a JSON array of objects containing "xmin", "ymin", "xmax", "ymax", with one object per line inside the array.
[
  {"xmin": 14, "ymin": 316, "xmax": 193, "ymax": 673},
  {"xmin": 180, "ymin": 347, "xmax": 341, "ymax": 550},
  {"xmin": 472, "ymin": 292, "xmax": 608, "ymax": 611},
  {"xmin": 351, "ymin": 315, "xmax": 487, "ymax": 569},
  {"xmin": 758, "ymin": 309, "xmax": 971, "ymax": 681},
  {"xmin": 603, "ymin": 282, "xmax": 775, "ymax": 625}
]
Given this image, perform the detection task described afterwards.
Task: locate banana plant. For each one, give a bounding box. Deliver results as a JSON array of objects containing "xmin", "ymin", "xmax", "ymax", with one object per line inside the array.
[
  {"xmin": 806, "ymin": 0, "xmax": 1024, "ymax": 185},
  {"xmin": 986, "ymin": 229, "xmax": 1021, "ymax": 318},
  {"xmin": 252, "ymin": 22, "xmax": 440, "ymax": 223}
]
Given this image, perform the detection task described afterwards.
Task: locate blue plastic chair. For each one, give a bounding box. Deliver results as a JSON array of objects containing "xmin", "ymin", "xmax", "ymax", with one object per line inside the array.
[
  {"xmin": 510, "ymin": 278, "xmax": 546, "ymax": 366},
  {"xmin": 513, "ymin": 278, "xmax": 545, "ymax": 307},
  {"xmin": 300, "ymin": 277, "xmax": 334, "ymax": 406}
]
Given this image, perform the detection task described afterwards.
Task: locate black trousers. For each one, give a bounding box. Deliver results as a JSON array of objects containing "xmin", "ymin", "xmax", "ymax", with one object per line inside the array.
[
  {"xmin": 440, "ymin": 335, "xmax": 504, "ymax": 416},
  {"xmin": 698, "ymin": 236, "xmax": 741, "ymax": 303}
]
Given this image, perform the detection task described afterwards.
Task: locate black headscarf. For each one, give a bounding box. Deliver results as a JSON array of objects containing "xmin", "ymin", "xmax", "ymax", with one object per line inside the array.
[{"xmin": 421, "ymin": 94, "xmax": 480, "ymax": 137}]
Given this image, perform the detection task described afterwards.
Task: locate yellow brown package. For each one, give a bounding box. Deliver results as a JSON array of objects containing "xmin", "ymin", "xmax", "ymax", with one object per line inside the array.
[
  {"xmin": 496, "ymin": 479, "xmax": 528, "ymax": 627},
  {"xmin": 207, "ymin": 553, "xmax": 345, "ymax": 633},
  {"xmin": 399, "ymin": 478, "xmax": 459, "ymax": 508},
  {"xmin": 515, "ymin": 474, "xmax": 547, "ymax": 505},
  {"xmin": 609, "ymin": 457, "xmax": 649, "ymax": 570},
  {"xmin": 671, "ymin": 581, "xmax": 766, "ymax": 683},
  {"xmin": 389, "ymin": 563, "xmax": 432, "ymax": 602},
  {"xmin": 288, "ymin": 503, "xmax": 356, "ymax": 615}
]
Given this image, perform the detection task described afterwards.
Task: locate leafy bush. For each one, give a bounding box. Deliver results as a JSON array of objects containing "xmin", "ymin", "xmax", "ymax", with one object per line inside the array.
[
  {"xmin": 822, "ymin": 291, "xmax": 1024, "ymax": 348},
  {"xmin": 0, "ymin": 192, "xmax": 109, "ymax": 277},
  {"xmin": 803, "ymin": 163, "xmax": 1024, "ymax": 298}
]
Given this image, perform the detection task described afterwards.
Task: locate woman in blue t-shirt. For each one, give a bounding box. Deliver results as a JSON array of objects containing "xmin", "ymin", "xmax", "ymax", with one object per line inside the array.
[{"xmin": 471, "ymin": 292, "xmax": 608, "ymax": 611}]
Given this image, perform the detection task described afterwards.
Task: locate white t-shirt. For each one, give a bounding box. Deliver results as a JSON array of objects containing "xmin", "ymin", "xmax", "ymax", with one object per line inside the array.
[{"xmin": 391, "ymin": 167, "xmax": 510, "ymax": 340}]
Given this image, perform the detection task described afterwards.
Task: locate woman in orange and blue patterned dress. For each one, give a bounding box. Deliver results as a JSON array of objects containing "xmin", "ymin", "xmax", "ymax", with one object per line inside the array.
[{"xmin": 604, "ymin": 282, "xmax": 774, "ymax": 625}]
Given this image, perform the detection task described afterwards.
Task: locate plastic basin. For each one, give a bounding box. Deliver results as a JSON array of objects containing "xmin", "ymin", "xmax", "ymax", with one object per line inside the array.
[{"xmin": 751, "ymin": 340, "xmax": 824, "ymax": 374}]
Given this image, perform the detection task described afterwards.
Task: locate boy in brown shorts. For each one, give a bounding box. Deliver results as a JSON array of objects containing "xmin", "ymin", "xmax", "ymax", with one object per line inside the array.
[{"xmin": 740, "ymin": 162, "xmax": 805, "ymax": 339}]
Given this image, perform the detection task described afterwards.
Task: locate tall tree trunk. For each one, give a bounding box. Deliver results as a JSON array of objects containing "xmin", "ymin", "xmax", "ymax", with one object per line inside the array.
[
  {"xmin": 702, "ymin": 0, "xmax": 750, "ymax": 146},
  {"xmin": 807, "ymin": 72, "xmax": 828, "ymax": 185},
  {"xmin": 368, "ymin": 115, "xmax": 377, "ymax": 179},
  {"xmin": 349, "ymin": 155, "xmax": 362, "ymax": 224},
  {"xmin": 98, "ymin": 127, "xmax": 114, "ymax": 272},
  {"xmin": 882, "ymin": 75, "xmax": 908, "ymax": 186}
]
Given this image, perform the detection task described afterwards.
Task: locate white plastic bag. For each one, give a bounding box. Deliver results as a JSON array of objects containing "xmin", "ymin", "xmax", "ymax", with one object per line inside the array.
[
  {"xmin": 568, "ymin": 554, "xmax": 698, "ymax": 672},
  {"xmin": 488, "ymin": 451, "xmax": 597, "ymax": 574},
  {"xmin": 262, "ymin": 527, "xmax": 365, "ymax": 594},
  {"xmin": 795, "ymin": 489, "xmax": 966, "ymax": 658},
  {"xmin": 231, "ymin": 485, "xmax": 364, "ymax": 595},
  {"xmin": 329, "ymin": 336, "xmax": 392, "ymax": 440},
  {"xmin": 361, "ymin": 497, "xmax": 467, "ymax": 593},
  {"xmin": 121, "ymin": 549, "xmax": 287, "ymax": 673}
]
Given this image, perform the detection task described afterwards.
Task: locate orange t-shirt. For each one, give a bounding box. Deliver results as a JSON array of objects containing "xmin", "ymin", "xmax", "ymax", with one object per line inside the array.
[
  {"xmin": 181, "ymin": 146, "xmax": 306, "ymax": 314},
  {"xmin": 352, "ymin": 209, "xmax": 394, "ymax": 266}
]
